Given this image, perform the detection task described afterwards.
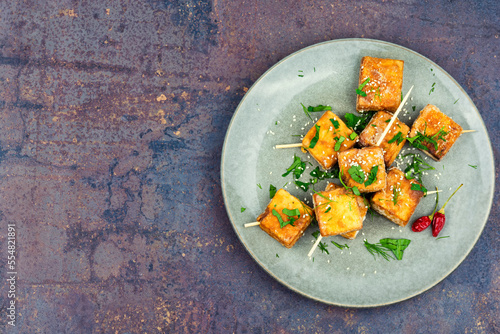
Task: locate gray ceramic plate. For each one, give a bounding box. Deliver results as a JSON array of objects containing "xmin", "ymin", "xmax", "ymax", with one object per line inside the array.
[{"xmin": 220, "ymin": 39, "xmax": 494, "ymax": 307}]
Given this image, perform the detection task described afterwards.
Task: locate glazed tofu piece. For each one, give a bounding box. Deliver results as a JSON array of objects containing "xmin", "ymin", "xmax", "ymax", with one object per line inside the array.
[
  {"xmin": 301, "ymin": 110, "xmax": 357, "ymax": 170},
  {"xmin": 408, "ymin": 104, "xmax": 463, "ymax": 161},
  {"xmin": 358, "ymin": 111, "xmax": 410, "ymax": 166},
  {"xmin": 370, "ymin": 168, "xmax": 425, "ymax": 227},
  {"xmin": 257, "ymin": 189, "xmax": 314, "ymax": 248},
  {"xmin": 356, "ymin": 56, "xmax": 404, "ymax": 113},
  {"xmin": 312, "ymin": 188, "xmax": 363, "ymax": 237},
  {"xmin": 338, "ymin": 147, "xmax": 387, "ymax": 193},
  {"xmin": 325, "ymin": 182, "xmax": 369, "ymax": 240}
]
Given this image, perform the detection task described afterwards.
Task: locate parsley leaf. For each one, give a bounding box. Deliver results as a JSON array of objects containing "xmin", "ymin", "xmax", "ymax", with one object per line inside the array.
[
  {"xmin": 364, "ymin": 165, "xmax": 379, "ymax": 187},
  {"xmin": 411, "ymin": 183, "xmax": 427, "ymax": 194},
  {"xmin": 272, "ymin": 208, "xmax": 295, "ymax": 228},
  {"xmin": 345, "ymin": 111, "xmax": 376, "ymax": 133},
  {"xmin": 330, "ymin": 118, "xmax": 340, "ymax": 129},
  {"xmin": 269, "ymin": 184, "xmax": 277, "ymax": 199},
  {"xmin": 348, "ymin": 165, "xmax": 365, "ymax": 184},
  {"xmin": 388, "ymin": 131, "xmax": 405, "ymax": 145},
  {"xmin": 241, "ymin": 207, "xmax": 246, "ymax": 212},
  {"xmin": 334, "ymin": 136, "xmax": 345, "ymax": 151},
  {"xmin": 309, "ymin": 124, "xmax": 320, "ymax": 148},
  {"xmin": 308, "ymin": 105, "xmax": 332, "ymax": 112},
  {"xmin": 379, "ymin": 238, "xmax": 411, "ymax": 260},
  {"xmin": 356, "ymin": 77, "xmax": 370, "ymax": 96}
]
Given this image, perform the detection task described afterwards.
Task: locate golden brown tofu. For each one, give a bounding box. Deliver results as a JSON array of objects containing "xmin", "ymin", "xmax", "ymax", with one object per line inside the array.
[
  {"xmin": 325, "ymin": 183, "xmax": 366, "ymax": 240},
  {"xmin": 358, "ymin": 111, "xmax": 410, "ymax": 166},
  {"xmin": 370, "ymin": 168, "xmax": 424, "ymax": 227},
  {"xmin": 325, "ymin": 182, "xmax": 369, "ymax": 220},
  {"xmin": 301, "ymin": 111, "xmax": 357, "ymax": 170},
  {"xmin": 312, "ymin": 188, "xmax": 363, "ymax": 237},
  {"xmin": 408, "ymin": 104, "xmax": 463, "ymax": 161},
  {"xmin": 356, "ymin": 56, "xmax": 404, "ymax": 113},
  {"xmin": 257, "ymin": 189, "xmax": 313, "ymax": 248},
  {"xmin": 338, "ymin": 147, "xmax": 387, "ymax": 193}
]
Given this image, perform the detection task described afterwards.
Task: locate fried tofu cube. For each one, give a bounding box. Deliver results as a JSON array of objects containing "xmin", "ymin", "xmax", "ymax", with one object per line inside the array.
[
  {"xmin": 301, "ymin": 110, "xmax": 357, "ymax": 170},
  {"xmin": 312, "ymin": 188, "xmax": 363, "ymax": 237},
  {"xmin": 256, "ymin": 189, "xmax": 313, "ymax": 248},
  {"xmin": 338, "ymin": 147, "xmax": 387, "ymax": 193},
  {"xmin": 356, "ymin": 56, "xmax": 404, "ymax": 113},
  {"xmin": 370, "ymin": 168, "xmax": 425, "ymax": 227},
  {"xmin": 408, "ymin": 104, "xmax": 463, "ymax": 161},
  {"xmin": 325, "ymin": 182, "xmax": 369, "ymax": 240},
  {"xmin": 358, "ymin": 111, "xmax": 410, "ymax": 166}
]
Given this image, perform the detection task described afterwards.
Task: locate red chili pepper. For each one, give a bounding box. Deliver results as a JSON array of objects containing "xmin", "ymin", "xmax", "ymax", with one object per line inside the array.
[
  {"xmin": 431, "ymin": 184, "xmax": 463, "ymax": 237},
  {"xmin": 412, "ymin": 186, "xmax": 439, "ymax": 232},
  {"xmin": 432, "ymin": 212, "xmax": 446, "ymax": 237}
]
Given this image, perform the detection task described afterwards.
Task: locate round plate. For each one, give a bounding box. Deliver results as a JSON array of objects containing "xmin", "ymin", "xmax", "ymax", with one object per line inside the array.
[{"xmin": 220, "ymin": 39, "xmax": 494, "ymax": 307}]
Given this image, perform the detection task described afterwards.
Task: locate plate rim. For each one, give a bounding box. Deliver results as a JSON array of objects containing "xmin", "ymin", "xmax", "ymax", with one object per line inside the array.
[{"xmin": 220, "ymin": 38, "xmax": 495, "ymax": 307}]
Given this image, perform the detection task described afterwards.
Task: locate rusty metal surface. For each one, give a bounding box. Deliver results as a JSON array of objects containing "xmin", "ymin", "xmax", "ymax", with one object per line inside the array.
[{"xmin": 0, "ymin": 0, "xmax": 498, "ymax": 333}]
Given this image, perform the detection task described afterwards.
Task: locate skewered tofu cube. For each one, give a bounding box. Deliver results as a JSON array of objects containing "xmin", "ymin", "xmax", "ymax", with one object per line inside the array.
[
  {"xmin": 356, "ymin": 56, "xmax": 404, "ymax": 113},
  {"xmin": 358, "ymin": 110, "xmax": 410, "ymax": 166},
  {"xmin": 408, "ymin": 104, "xmax": 463, "ymax": 161},
  {"xmin": 325, "ymin": 182, "xmax": 369, "ymax": 239},
  {"xmin": 338, "ymin": 147, "xmax": 387, "ymax": 193},
  {"xmin": 370, "ymin": 168, "xmax": 425, "ymax": 227},
  {"xmin": 301, "ymin": 110, "xmax": 357, "ymax": 170},
  {"xmin": 312, "ymin": 187, "xmax": 363, "ymax": 237},
  {"xmin": 257, "ymin": 189, "xmax": 313, "ymax": 248}
]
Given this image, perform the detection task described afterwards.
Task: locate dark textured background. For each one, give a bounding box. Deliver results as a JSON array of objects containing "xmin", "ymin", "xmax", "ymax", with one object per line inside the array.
[{"xmin": 0, "ymin": 0, "xmax": 498, "ymax": 333}]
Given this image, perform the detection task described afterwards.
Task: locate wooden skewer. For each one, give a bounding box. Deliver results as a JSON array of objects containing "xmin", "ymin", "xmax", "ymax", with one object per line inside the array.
[
  {"xmin": 426, "ymin": 190, "xmax": 442, "ymax": 195},
  {"xmin": 244, "ymin": 222, "xmax": 260, "ymax": 227},
  {"xmin": 308, "ymin": 235, "xmax": 323, "ymax": 258},
  {"xmin": 375, "ymin": 86, "xmax": 414, "ymax": 147},
  {"xmin": 275, "ymin": 143, "xmax": 303, "ymax": 149},
  {"xmin": 462, "ymin": 130, "xmax": 476, "ymax": 133}
]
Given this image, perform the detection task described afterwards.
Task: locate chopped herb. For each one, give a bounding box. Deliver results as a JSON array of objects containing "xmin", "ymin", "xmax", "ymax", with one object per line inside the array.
[
  {"xmin": 412, "ymin": 106, "xmax": 416, "ymax": 111},
  {"xmin": 312, "ymin": 230, "xmax": 320, "ymax": 239},
  {"xmin": 392, "ymin": 186, "xmax": 400, "ymax": 205},
  {"xmin": 325, "ymin": 207, "xmax": 331, "ymax": 213},
  {"xmin": 331, "ymin": 241, "xmax": 349, "ymax": 250},
  {"xmin": 401, "ymin": 91, "xmax": 403, "ymax": 101},
  {"xmin": 294, "ymin": 180, "xmax": 310, "ymax": 192},
  {"xmin": 379, "ymin": 238, "xmax": 411, "ymax": 260},
  {"xmin": 345, "ymin": 111, "xmax": 376, "ymax": 133},
  {"xmin": 349, "ymin": 132, "xmax": 358, "ymax": 140},
  {"xmin": 282, "ymin": 208, "xmax": 300, "ymax": 217},
  {"xmin": 364, "ymin": 165, "xmax": 379, "ymax": 187},
  {"xmin": 388, "ymin": 131, "xmax": 405, "ymax": 145},
  {"xmin": 309, "ymin": 125, "xmax": 320, "ymax": 148},
  {"xmin": 408, "ymin": 127, "xmax": 447, "ymax": 152},
  {"xmin": 352, "ymin": 186, "xmax": 361, "ymax": 196},
  {"xmin": 269, "ymin": 184, "xmax": 277, "ymax": 198},
  {"xmin": 334, "ymin": 136, "xmax": 346, "ymax": 151},
  {"xmin": 348, "ymin": 165, "xmax": 365, "ymax": 184},
  {"xmin": 429, "ymin": 82, "xmax": 436, "ymax": 95},
  {"xmin": 301, "ymin": 103, "xmax": 313, "ymax": 121},
  {"xmin": 276, "ymin": 253, "xmax": 279, "ymax": 258},
  {"xmin": 454, "ymin": 98, "xmax": 460, "ymax": 104},
  {"xmin": 371, "ymin": 124, "xmax": 377, "ymax": 128},
  {"xmin": 411, "ymin": 183, "xmax": 428, "ymax": 194},
  {"xmin": 282, "ymin": 155, "xmax": 307, "ymax": 179},
  {"xmin": 364, "ymin": 240, "xmax": 394, "ymax": 261},
  {"xmin": 318, "ymin": 242, "xmax": 329, "ymax": 254},
  {"xmin": 241, "ymin": 207, "xmax": 246, "ymax": 212},
  {"xmin": 308, "ymin": 105, "xmax": 332, "ymax": 112},
  {"xmin": 330, "ymin": 118, "xmax": 340, "ymax": 129},
  {"xmin": 468, "ymin": 164, "xmax": 478, "ymax": 169},
  {"xmin": 404, "ymin": 153, "xmax": 434, "ymax": 182},
  {"xmin": 257, "ymin": 183, "xmax": 262, "ymax": 189},
  {"xmin": 272, "ymin": 209, "xmax": 294, "ymax": 228},
  {"xmin": 298, "ymin": 70, "xmax": 304, "ymax": 78},
  {"xmin": 384, "ymin": 119, "xmax": 391, "ymax": 123},
  {"xmin": 436, "ymin": 236, "xmax": 450, "ymax": 240},
  {"xmin": 374, "ymin": 87, "xmax": 381, "ymax": 101},
  {"xmin": 356, "ymin": 77, "xmax": 370, "ymax": 96}
]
